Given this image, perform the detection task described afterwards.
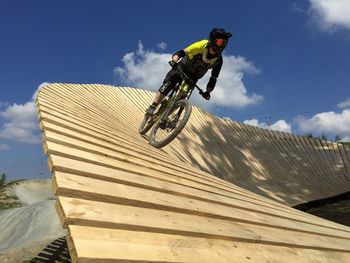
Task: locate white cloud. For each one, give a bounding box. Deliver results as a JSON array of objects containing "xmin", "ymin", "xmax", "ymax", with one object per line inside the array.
[
  {"xmin": 270, "ymin": 120, "xmax": 293, "ymax": 133},
  {"xmin": 114, "ymin": 41, "xmax": 170, "ymax": 91},
  {"xmin": 243, "ymin": 118, "xmax": 263, "ymax": 127},
  {"xmin": 157, "ymin": 42, "xmax": 167, "ymax": 50},
  {"xmin": 243, "ymin": 118, "xmax": 292, "ymax": 133},
  {"xmin": 1, "ymin": 102, "xmax": 37, "ymax": 129},
  {"xmin": 341, "ymin": 136, "xmax": 350, "ymax": 142},
  {"xmin": 33, "ymin": 82, "xmax": 50, "ymax": 101},
  {"xmin": 114, "ymin": 41, "xmax": 263, "ymax": 111},
  {"xmin": 337, "ymin": 98, "xmax": 350, "ymax": 109},
  {"xmin": 291, "ymin": 2, "xmax": 306, "ymax": 13},
  {"xmin": 0, "ymin": 101, "xmax": 40, "ymax": 144},
  {"xmin": 295, "ymin": 109, "xmax": 350, "ymax": 138},
  {"xmin": 0, "ymin": 144, "xmax": 10, "ymax": 151},
  {"xmin": 0, "ymin": 84, "xmax": 45, "ymax": 144},
  {"xmin": 202, "ymin": 55, "xmax": 263, "ymax": 109},
  {"xmin": 309, "ymin": 0, "xmax": 350, "ymax": 31}
]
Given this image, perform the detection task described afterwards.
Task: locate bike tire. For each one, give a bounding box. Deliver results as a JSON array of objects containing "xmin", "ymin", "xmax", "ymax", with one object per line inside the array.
[
  {"xmin": 138, "ymin": 115, "xmax": 155, "ymax": 135},
  {"xmin": 149, "ymin": 99, "xmax": 192, "ymax": 148}
]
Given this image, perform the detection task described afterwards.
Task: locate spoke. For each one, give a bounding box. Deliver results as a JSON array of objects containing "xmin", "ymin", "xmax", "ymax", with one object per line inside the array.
[{"xmin": 153, "ymin": 104, "xmax": 187, "ymax": 143}]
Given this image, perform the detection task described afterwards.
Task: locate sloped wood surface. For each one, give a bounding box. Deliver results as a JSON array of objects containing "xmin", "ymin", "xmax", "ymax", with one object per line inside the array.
[{"xmin": 37, "ymin": 83, "xmax": 350, "ymax": 262}]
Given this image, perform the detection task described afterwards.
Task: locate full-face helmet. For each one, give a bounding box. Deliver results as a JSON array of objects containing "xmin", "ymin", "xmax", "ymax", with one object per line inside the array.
[{"xmin": 209, "ymin": 28, "xmax": 232, "ymax": 55}]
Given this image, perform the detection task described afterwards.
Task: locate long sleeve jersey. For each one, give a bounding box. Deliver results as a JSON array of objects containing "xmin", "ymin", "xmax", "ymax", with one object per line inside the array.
[{"xmin": 179, "ymin": 39, "xmax": 223, "ymax": 80}]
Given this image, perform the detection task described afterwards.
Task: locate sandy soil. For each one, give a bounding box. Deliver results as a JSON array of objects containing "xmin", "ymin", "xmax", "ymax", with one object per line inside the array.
[
  {"xmin": 0, "ymin": 179, "xmax": 66, "ymax": 262},
  {"xmin": 0, "ymin": 239, "xmax": 57, "ymax": 263}
]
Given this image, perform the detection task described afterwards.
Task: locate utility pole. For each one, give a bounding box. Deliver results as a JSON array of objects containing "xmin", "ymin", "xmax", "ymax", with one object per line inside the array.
[
  {"xmin": 265, "ymin": 116, "xmax": 272, "ymax": 127},
  {"xmin": 0, "ymin": 173, "xmax": 6, "ymax": 185}
]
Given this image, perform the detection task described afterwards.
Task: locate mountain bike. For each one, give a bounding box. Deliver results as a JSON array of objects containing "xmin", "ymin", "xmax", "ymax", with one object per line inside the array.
[{"xmin": 138, "ymin": 62, "xmax": 204, "ymax": 148}]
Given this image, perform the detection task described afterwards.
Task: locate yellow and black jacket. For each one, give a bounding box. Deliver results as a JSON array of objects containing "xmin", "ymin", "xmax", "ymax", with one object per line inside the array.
[{"xmin": 181, "ymin": 39, "xmax": 223, "ymax": 80}]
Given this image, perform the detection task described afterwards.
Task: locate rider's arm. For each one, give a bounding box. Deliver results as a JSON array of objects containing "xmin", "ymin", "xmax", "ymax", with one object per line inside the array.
[
  {"xmin": 172, "ymin": 50, "xmax": 186, "ymax": 62},
  {"xmin": 184, "ymin": 40, "xmax": 208, "ymax": 59},
  {"xmin": 207, "ymin": 56, "xmax": 223, "ymax": 92},
  {"xmin": 172, "ymin": 40, "xmax": 208, "ymax": 62}
]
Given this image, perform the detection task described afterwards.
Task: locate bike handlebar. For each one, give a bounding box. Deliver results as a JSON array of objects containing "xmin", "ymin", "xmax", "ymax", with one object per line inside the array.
[{"xmin": 169, "ymin": 61, "xmax": 204, "ymax": 95}]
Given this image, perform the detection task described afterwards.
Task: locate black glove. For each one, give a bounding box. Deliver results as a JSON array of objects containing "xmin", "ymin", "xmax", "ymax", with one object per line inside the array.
[{"xmin": 202, "ymin": 91, "xmax": 211, "ymax": 100}]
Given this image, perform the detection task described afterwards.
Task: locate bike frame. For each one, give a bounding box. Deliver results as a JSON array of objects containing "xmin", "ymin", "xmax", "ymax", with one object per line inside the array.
[
  {"xmin": 142, "ymin": 62, "xmax": 205, "ymax": 147},
  {"xmin": 157, "ymin": 64, "xmax": 203, "ymax": 125}
]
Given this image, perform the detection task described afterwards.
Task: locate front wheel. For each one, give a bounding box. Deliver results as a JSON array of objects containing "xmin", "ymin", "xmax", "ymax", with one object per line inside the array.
[
  {"xmin": 138, "ymin": 114, "xmax": 155, "ymax": 135},
  {"xmin": 149, "ymin": 99, "xmax": 192, "ymax": 148}
]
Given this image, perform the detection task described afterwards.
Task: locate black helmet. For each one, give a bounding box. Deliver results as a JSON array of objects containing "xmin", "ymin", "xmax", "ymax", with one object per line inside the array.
[{"xmin": 209, "ymin": 28, "xmax": 232, "ymax": 55}]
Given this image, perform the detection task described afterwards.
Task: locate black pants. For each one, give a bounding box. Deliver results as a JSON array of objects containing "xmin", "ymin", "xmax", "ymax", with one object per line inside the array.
[{"xmin": 158, "ymin": 68, "xmax": 182, "ymax": 95}]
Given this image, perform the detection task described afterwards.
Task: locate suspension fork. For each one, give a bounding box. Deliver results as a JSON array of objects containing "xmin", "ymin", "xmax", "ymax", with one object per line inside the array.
[
  {"xmin": 161, "ymin": 98, "xmax": 177, "ymax": 122},
  {"xmin": 172, "ymin": 84, "xmax": 194, "ymax": 120},
  {"xmin": 158, "ymin": 91, "xmax": 179, "ymax": 124},
  {"xmin": 160, "ymin": 82, "xmax": 193, "ymax": 124}
]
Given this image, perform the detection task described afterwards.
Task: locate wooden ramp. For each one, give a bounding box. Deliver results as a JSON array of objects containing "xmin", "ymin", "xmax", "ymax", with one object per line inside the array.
[{"xmin": 36, "ymin": 83, "xmax": 350, "ymax": 262}]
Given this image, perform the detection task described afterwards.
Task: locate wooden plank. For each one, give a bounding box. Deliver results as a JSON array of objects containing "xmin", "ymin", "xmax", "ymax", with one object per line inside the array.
[
  {"xmin": 39, "ymin": 119, "xmax": 254, "ymax": 196},
  {"xmin": 319, "ymin": 139, "xmax": 350, "ymax": 193},
  {"xmin": 39, "ymin": 87, "xmax": 133, "ymax": 137},
  {"xmin": 42, "ymin": 120, "xmax": 336, "ymax": 220},
  {"xmin": 298, "ymin": 136, "xmax": 339, "ymax": 194},
  {"xmin": 37, "ymin": 84, "xmax": 350, "ymax": 263},
  {"xmin": 278, "ymin": 132, "xmax": 321, "ymax": 204},
  {"xmin": 67, "ymin": 225, "xmax": 350, "ymax": 263},
  {"xmin": 44, "ymin": 138, "xmax": 338, "ymax": 227},
  {"xmin": 37, "ymin": 101, "xmax": 178, "ymax": 166},
  {"xmin": 57, "ymin": 196, "xmax": 350, "ymax": 251},
  {"xmin": 43, "ymin": 129, "xmax": 299, "ymax": 212},
  {"xmin": 52, "ymin": 171, "xmax": 350, "ymax": 235},
  {"xmin": 330, "ymin": 142, "xmax": 349, "ymax": 181},
  {"xmin": 338, "ymin": 144, "xmax": 350, "ymax": 176},
  {"xmin": 294, "ymin": 133, "xmax": 341, "ymax": 199},
  {"xmin": 245, "ymin": 125, "xmax": 315, "ymax": 203},
  {"xmin": 37, "ymin": 84, "xmax": 350, "ymax": 206}
]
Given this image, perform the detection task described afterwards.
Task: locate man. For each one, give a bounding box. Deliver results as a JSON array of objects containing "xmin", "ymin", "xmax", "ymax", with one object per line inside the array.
[{"xmin": 145, "ymin": 28, "xmax": 232, "ymax": 116}]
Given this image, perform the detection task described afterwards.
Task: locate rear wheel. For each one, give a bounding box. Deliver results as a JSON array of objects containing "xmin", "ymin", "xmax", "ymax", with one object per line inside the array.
[{"xmin": 149, "ymin": 99, "xmax": 192, "ymax": 148}]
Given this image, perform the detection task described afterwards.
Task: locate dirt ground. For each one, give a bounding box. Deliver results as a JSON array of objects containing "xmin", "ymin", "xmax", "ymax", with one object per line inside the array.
[{"xmin": 0, "ymin": 239, "xmax": 55, "ymax": 263}]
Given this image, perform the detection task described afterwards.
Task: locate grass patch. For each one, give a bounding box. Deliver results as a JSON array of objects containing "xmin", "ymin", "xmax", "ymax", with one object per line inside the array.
[{"xmin": 0, "ymin": 179, "xmax": 26, "ymax": 212}]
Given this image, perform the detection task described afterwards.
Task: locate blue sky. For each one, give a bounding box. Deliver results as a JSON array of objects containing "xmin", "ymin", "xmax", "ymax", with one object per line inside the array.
[{"xmin": 1, "ymin": 0, "xmax": 350, "ymax": 181}]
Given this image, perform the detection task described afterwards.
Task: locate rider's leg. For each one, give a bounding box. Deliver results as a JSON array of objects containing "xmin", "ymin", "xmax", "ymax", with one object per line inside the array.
[
  {"xmin": 145, "ymin": 92, "xmax": 165, "ymax": 115},
  {"xmin": 154, "ymin": 92, "xmax": 166, "ymax": 104},
  {"xmin": 145, "ymin": 87, "xmax": 168, "ymax": 115},
  {"xmin": 145, "ymin": 70, "xmax": 181, "ymax": 115}
]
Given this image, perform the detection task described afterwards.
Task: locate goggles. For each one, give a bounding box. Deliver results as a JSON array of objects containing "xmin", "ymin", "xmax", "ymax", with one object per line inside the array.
[{"xmin": 214, "ymin": 38, "xmax": 227, "ymax": 47}]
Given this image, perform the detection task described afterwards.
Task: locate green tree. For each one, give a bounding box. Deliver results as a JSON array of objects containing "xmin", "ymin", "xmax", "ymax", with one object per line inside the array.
[
  {"xmin": 334, "ymin": 135, "xmax": 342, "ymax": 142},
  {"xmin": 306, "ymin": 133, "xmax": 314, "ymax": 139},
  {"xmin": 321, "ymin": 134, "xmax": 328, "ymax": 141}
]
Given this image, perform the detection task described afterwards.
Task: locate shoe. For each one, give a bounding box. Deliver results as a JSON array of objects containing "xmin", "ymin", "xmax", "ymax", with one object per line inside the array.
[{"xmin": 145, "ymin": 105, "xmax": 156, "ymax": 116}]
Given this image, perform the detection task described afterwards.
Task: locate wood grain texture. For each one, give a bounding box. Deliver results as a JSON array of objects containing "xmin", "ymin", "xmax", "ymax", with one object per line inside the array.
[{"xmin": 36, "ymin": 83, "xmax": 350, "ymax": 262}]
